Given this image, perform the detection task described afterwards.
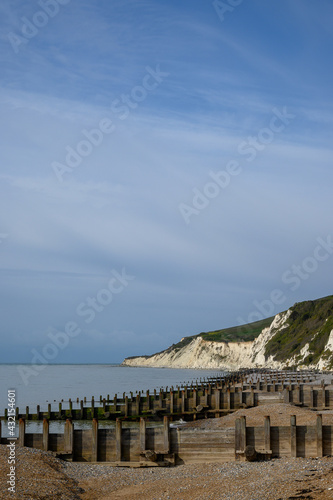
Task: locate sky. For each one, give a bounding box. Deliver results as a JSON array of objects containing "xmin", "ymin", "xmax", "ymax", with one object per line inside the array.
[{"xmin": 0, "ymin": 0, "xmax": 332, "ymax": 365}]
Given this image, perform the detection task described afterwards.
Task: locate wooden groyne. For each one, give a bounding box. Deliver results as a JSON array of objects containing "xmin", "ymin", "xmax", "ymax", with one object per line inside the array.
[
  {"xmin": 1, "ymin": 413, "xmax": 332, "ymax": 465},
  {"xmin": 2, "ymin": 369, "xmax": 332, "ymax": 422},
  {"xmin": 1, "ymin": 369, "xmax": 333, "ymax": 465}
]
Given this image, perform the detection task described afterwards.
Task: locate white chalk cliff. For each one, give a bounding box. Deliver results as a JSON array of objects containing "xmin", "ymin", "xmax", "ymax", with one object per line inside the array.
[{"xmin": 122, "ymin": 308, "xmax": 333, "ymax": 371}]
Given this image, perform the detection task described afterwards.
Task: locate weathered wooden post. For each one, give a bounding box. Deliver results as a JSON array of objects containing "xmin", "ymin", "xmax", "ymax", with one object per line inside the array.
[
  {"xmin": 264, "ymin": 416, "xmax": 271, "ymax": 453},
  {"xmin": 238, "ymin": 387, "xmax": 243, "ymax": 406},
  {"xmin": 136, "ymin": 394, "xmax": 140, "ymax": 415},
  {"xmin": 43, "ymin": 418, "xmax": 49, "ymax": 451},
  {"xmin": 214, "ymin": 389, "xmax": 220, "ymax": 416},
  {"xmin": 116, "ymin": 419, "xmax": 122, "ymax": 462},
  {"xmin": 250, "ymin": 387, "xmax": 255, "ymax": 407},
  {"xmin": 91, "ymin": 397, "xmax": 95, "ymax": 419},
  {"xmin": 295, "ymin": 385, "xmax": 301, "ymax": 405},
  {"xmin": 64, "ymin": 419, "xmax": 73, "ymax": 455},
  {"xmin": 322, "ymin": 386, "xmax": 326, "ymax": 408},
  {"xmin": 80, "ymin": 400, "xmax": 84, "ymax": 419},
  {"xmin": 290, "ymin": 415, "xmax": 297, "ymax": 458},
  {"xmin": 16, "ymin": 407, "xmax": 19, "ymax": 420},
  {"xmin": 284, "ymin": 387, "xmax": 290, "ymax": 404},
  {"xmin": 19, "ymin": 418, "xmax": 25, "ymax": 447},
  {"xmin": 58, "ymin": 402, "xmax": 62, "ymax": 419},
  {"xmin": 113, "ymin": 394, "xmax": 117, "ymax": 414},
  {"xmin": 36, "ymin": 405, "xmax": 40, "ymax": 420},
  {"xmin": 140, "ymin": 418, "xmax": 146, "ymax": 453},
  {"xmin": 146, "ymin": 390, "xmax": 150, "ymax": 411},
  {"xmin": 92, "ymin": 418, "xmax": 98, "ymax": 462},
  {"xmin": 69, "ymin": 400, "xmax": 73, "ymax": 418},
  {"xmin": 310, "ymin": 387, "xmax": 314, "ymax": 408},
  {"xmin": 226, "ymin": 388, "xmax": 231, "ymax": 410},
  {"xmin": 170, "ymin": 390, "xmax": 174, "ymax": 414},
  {"xmin": 235, "ymin": 416, "xmax": 246, "ymax": 455},
  {"xmin": 26, "ymin": 406, "xmax": 29, "ymax": 421},
  {"xmin": 193, "ymin": 388, "xmax": 197, "ymax": 409},
  {"xmin": 317, "ymin": 414, "xmax": 323, "ymax": 458},
  {"xmin": 47, "ymin": 404, "xmax": 51, "ymax": 419},
  {"xmin": 181, "ymin": 390, "xmax": 185, "ymax": 413},
  {"xmin": 124, "ymin": 396, "xmax": 129, "ymax": 417},
  {"xmin": 204, "ymin": 388, "xmax": 208, "ymax": 407},
  {"xmin": 163, "ymin": 416, "xmax": 170, "ymax": 452},
  {"xmin": 159, "ymin": 390, "xmax": 163, "ymax": 410}
]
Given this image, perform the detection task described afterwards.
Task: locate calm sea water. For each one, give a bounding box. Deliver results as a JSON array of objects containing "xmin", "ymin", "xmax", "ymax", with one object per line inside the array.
[{"xmin": 0, "ymin": 364, "xmax": 225, "ymax": 436}]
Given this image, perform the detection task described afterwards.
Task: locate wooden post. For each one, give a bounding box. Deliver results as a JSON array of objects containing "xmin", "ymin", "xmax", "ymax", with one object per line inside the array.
[
  {"xmin": 193, "ymin": 388, "xmax": 197, "ymax": 409},
  {"xmin": 146, "ymin": 390, "xmax": 151, "ymax": 411},
  {"xmin": 43, "ymin": 418, "xmax": 49, "ymax": 451},
  {"xmin": 124, "ymin": 396, "xmax": 129, "ymax": 417},
  {"xmin": 264, "ymin": 416, "xmax": 270, "ymax": 452},
  {"xmin": 113, "ymin": 394, "xmax": 117, "ymax": 413},
  {"xmin": 317, "ymin": 414, "xmax": 323, "ymax": 458},
  {"xmin": 47, "ymin": 404, "xmax": 51, "ymax": 419},
  {"xmin": 250, "ymin": 387, "xmax": 254, "ymax": 407},
  {"xmin": 181, "ymin": 391, "xmax": 185, "ymax": 413},
  {"xmin": 26, "ymin": 406, "xmax": 29, "ymax": 420},
  {"xmin": 19, "ymin": 419, "xmax": 25, "ymax": 447},
  {"xmin": 310, "ymin": 387, "xmax": 314, "ymax": 408},
  {"xmin": 163, "ymin": 416, "xmax": 169, "ymax": 452},
  {"xmin": 136, "ymin": 394, "xmax": 140, "ymax": 415},
  {"xmin": 170, "ymin": 391, "xmax": 174, "ymax": 414},
  {"xmin": 239, "ymin": 387, "xmax": 243, "ymax": 406},
  {"xmin": 36, "ymin": 405, "xmax": 40, "ymax": 420},
  {"xmin": 80, "ymin": 400, "xmax": 84, "ymax": 419},
  {"xmin": 58, "ymin": 402, "xmax": 62, "ymax": 419},
  {"xmin": 91, "ymin": 397, "xmax": 95, "ymax": 419},
  {"xmin": 290, "ymin": 415, "xmax": 297, "ymax": 458},
  {"xmin": 116, "ymin": 419, "xmax": 122, "ymax": 461},
  {"xmin": 295, "ymin": 385, "xmax": 300, "ymax": 404},
  {"xmin": 204, "ymin": 388, "xmax": 208, "ymax": 407},
  {"xmin": 92, "ymin": 418, "xmax": 98, "ymax": 462},
  {"xmin": 69, "ymin": 400, "xmax": 73, "ymax": 418},
  {"xmin": 227, "ymin": 388, "xmax": 231, "ymax": 410},
  {"xmin": 235, "ymin": 416, "xmax": 246, "ymax": 453},
  {"xmin": 284, "ymin": 388, "xmax": 290, "ymax": 404},
  {"xmin": 159, "ymin": 390, "xmax": 163, "ymax": 409},
  {"xmin": 215, "ymin": 389, "xmax": 220, "ymax": 411},
  {"xmin": 140, "ymin": 418, "xmax": 146, "ymax": 453},
  {"xmin": 322, "ymin": 387, "xmax": 326, "ymax": 408},
  {"xmin": 64, "ymin": 419, "xmax": 73, "ymax": 454}
]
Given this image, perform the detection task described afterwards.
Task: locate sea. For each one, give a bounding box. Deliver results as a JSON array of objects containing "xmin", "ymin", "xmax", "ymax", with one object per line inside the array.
[{"xmin": 0, "ymin": 364, "xmax": 225, "ymax": 437}]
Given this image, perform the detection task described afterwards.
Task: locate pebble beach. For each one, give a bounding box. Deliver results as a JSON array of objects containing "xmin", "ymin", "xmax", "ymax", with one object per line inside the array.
[{"xmin": 1, "ymin": 403, "xmax": 333, "ymax": 499}]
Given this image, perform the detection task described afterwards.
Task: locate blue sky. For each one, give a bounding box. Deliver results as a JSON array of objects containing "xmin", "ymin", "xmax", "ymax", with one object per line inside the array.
[{"xmin": 0, "ymin": 0, "xmax": 332, "ymax": 364}]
